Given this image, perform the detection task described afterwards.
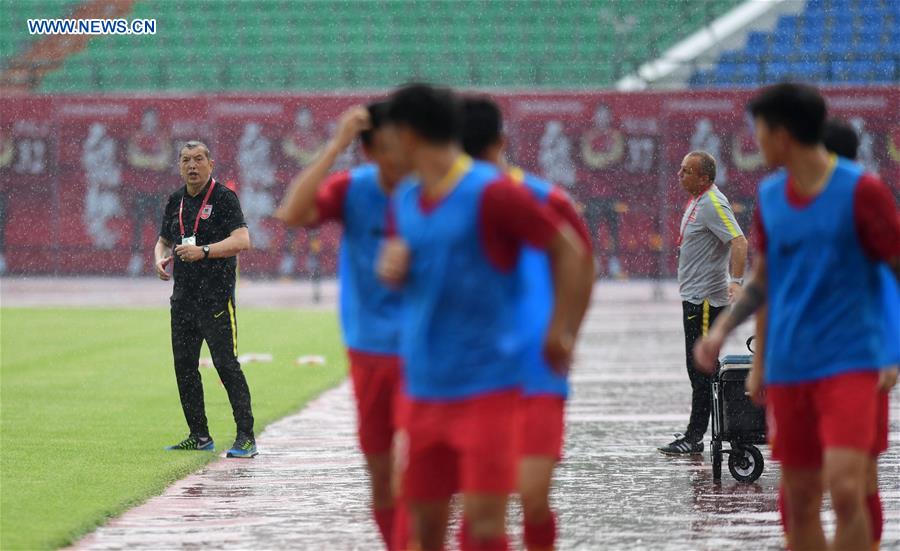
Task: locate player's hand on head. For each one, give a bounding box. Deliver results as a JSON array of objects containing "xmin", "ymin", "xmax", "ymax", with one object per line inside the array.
[
  {"xmin": 377, "ymin": 237, "xmax": 410, "ymax": 287},
  {"xmin": 334, "ymin": 105, "xmax": 372, "ymax": 150},
  {"xmin": 155, "ymin": 255, "xmax": 172, "ymax": 280},
  {"xmin": 877, "ymin": 366, "xmax": 899, "ymax": 393}
]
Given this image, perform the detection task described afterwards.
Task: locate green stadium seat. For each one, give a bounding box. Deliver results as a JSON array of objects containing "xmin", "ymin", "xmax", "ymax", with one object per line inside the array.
[{"xmin": 32, "ymin": 0, "xmax": 741, "ymax": 92}]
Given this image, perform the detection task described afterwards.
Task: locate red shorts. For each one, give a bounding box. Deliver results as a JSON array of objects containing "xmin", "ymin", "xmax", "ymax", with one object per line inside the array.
[
  {"xmin": 348, "ymin": 349, "xmax": 402, "ymax": 456},
  {"xmin": 767, "ymin": 371, "xmax": 879, "ymax": 469},
  {"xmin": 518, "ymin": 395, "xmax": 565, "ymax": 460},
  {"xmin": 396, "ymin": 389, "xmax": 522, "ymax": 501},
  {"xmin": 872, "ymin": 390, "xmax": 889, "ymax": 457}
]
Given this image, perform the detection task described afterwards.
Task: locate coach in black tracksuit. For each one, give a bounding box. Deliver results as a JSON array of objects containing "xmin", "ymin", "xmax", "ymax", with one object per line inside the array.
[{"xmin": 153, "ymin": 140, "xmax": 256, "ymax": 458}]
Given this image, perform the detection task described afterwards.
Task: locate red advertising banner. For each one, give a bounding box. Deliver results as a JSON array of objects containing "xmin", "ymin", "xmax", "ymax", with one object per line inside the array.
[
  {"xmin": 0, "ymin": 96, "xmax": 55, "ymax": 273},
  {"xmin": 1, "ymin": 87, "xmax": 897, "ymax": 277}
]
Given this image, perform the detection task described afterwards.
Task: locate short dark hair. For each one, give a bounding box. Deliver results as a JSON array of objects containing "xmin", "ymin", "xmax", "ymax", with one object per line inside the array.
[
  {"xmin": 385, "ymin": 83, "xmax": 462, "ymax": 144},
  {"xmin": 461, "ymin": 96, "xmax": 503, "ymax": 159},
  {"xmin": 822, "ymin": 119, "xmax": 859, "ymax": 160},
  {"xmin": 360, "ymin": 100, "xmax": 388, "ymax": 148},
  {"xmin": 180, "ymin": 140, "xmax": 210, "ymax": 160},
  {"xmin": 688, "ymin": 150, "xmax": 717, "ymax": 182},
  {"xmin": 747, "ymin": 83, "xmax": 826, "ymax": 145}
]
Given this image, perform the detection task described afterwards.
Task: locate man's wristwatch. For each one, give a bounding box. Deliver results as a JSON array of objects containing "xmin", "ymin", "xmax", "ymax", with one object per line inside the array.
[
  {"xmin": 202, "ymin": 245, "xmax": 210, "ymax": 259},
  {"xmin": 730, "ymin": 276, "xmax": 743, "ymax": 285}
]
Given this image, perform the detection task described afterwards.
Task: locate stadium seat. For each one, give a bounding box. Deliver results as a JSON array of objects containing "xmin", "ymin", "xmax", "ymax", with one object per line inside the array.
[
  {"xmin": 734, "ymin": 62, "xmax": 761, "ymax": 85},
  {"xmin": 776, "ymin": 15, "xmax": 798, "ymax": 35},
  {"xmin": 827, "ymin": 39, "xmax": 855, "ymax": 57},
  {"xmin": 855, "ymin": 41, "xmax": 881, "ymax": 56},
  {"xmin": 872, "ymin": 59, "xmax": 896, "ymax": 82},
  {"xmin": 693, "ymin": 0, "xmax": 900, "ymax": 87},
  {"xmin": 765, "ymin": 61, "xmax": 792, "ymax": 82},
  {"xmin": 830, "ymin": 27, "xmax": 855, "ymax": 46},
  {"xmin": 745, "ymin": 32, "xmax": 769, "ymax": 55},
  {"xmin": 25, "ymin": 0, "xmax": 745, "ymax": 92},
  {"xmin": 770, "ymin": 33, "xmax": 795, "ymax": 54},
  {"xmin": 718, "ymin": 50, "xmax": 743, "ymax": 65},
  {"xmin": 858, "ymin": 8, "xmax": 885, "ymax": 25},
  {"xmin": 802, "ymin": 13, "xmax": 827, "ymax": 31},
  {"xmin": 805, "ymin": 0, "xmax": 826, "ymax": 12}
]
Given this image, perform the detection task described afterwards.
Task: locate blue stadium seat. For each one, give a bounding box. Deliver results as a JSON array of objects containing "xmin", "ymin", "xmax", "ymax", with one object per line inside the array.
[
  {"xmin": 855, "ymin": 41, "xmax": 881, "ymax": 56},
  {"xmin": 889, "ymin": 38, "xmax": 900, "ymax": 56},
  {"xmin": 695, "ymin": 0, "xmax": 899, "ymax": 88},
  {"xmin": 714, "ymin": 63, "xmax": 759, "ymax": 86},
  {"xmin": 742, "ymin": 50, "xmax": 767, "ymax": 63},
  {"xmin": 830, "ymin": 59, "xmax": 888, "ymax": 83},
  {"xmin": 771, "ymin": 33, "xmax": 795, "ymax": 53},
  {"xmin": 858, "ymin": 9, "xmax": 885, "ymax": 27},
  {"xmin": 829, "ymin": 0, "xmax": 852, "ymax": 11},
  {"xmin": 734, "ymin": 62, "xmax": 760, "ymax": 84},
  {"xmin": 830, "ymin": 27, "xmax": 854, "ymax": 45},
  {"xmin": 802, "ymin": 13, "xmax": 827, "ymax": 31},
  {"xmin": 773, "ymin": 27, "xmax": 795, "ymax": 39},
  {"xmin": 765, "ymin": 61, "xmax": 792, "ymax": 82},
  {"xmin": 745, "ymin": 32, "xmax": 768, "ymax": 54},
  {"xmin": 716, "ymin": 62, "xmax": 737, "ymax": 80},
  {"xmin": 805, "ymin": 0, "xmax": 825, "ymax": 12},
  {"xmin": 872, "ymin": 59, "xmax": 896, "ymax": 82},
  {"xmin": 798, "ymin": 41, "xmax": 824, "ymax": 57},
  {"xmin": 858, "ymin": 21, "xmax": 886, "ymax": 39},
  {"xmin": 826, "ymin": 39, "xmax": 855, "ymax": 57},
  {"xmin": 776, "ymin": 15, "xmax": 798, "ymax": 34},
  {"xmin": 830, "ymin": 60, "xmax": 857, "ymax": 82},
  {"xmin": 799, "ymin": 28, "xmax": 826, "ymax": 45}
]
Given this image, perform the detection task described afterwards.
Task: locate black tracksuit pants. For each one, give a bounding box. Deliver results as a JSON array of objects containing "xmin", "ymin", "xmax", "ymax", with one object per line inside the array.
[
  {"xmin": 171, "ymin": 296, "xmax": 254, "ymax": 437},
  {"xmin": 682, "ymin": 300, "xmax": 725, "ymax": 442}
]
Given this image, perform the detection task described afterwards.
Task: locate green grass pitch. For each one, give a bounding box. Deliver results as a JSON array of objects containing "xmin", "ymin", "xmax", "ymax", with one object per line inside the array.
[{"xmin": 0, "ymin": 307, "xmax": 347, "ymax": 550}]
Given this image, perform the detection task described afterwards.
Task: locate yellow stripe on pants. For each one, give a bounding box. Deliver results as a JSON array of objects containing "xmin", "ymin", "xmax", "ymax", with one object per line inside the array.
[
  {"xmin": 227, "ymin": 298, "xmax": 237, "ymax": 357},
  {"xmin": 702, "ymin": 299, "xmax": 710, "ymax": 337}
]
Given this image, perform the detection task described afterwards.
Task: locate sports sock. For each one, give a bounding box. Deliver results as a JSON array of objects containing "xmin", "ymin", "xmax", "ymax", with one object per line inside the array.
[
  {"xmin": 374, "ymin": 506, "xmax": 394, "ymax": 549},
  {"xmin": 523, "ymin": 511, "xmax": 556, "ymax": 550},
  {"xmin": 867, "ymin": 492, "xmax": 882, "ymax": 549}
]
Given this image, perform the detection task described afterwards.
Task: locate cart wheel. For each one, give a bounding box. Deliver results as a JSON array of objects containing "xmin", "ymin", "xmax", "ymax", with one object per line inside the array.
[
  {"xmin": 712, "ymin": 441, "xmax": 722, "ymax": 481},
  {"xmin": 728, "ymin": 444, "xmax": 764, "ymax": 483}
]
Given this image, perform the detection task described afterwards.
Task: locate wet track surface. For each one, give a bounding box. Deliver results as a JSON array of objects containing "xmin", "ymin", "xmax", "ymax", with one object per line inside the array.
[{"xmin": 37, "ymin": 279, "xmax": 897, "ymax": 550}]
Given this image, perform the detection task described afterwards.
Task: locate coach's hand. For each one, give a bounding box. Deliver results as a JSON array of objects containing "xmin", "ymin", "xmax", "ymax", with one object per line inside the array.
[
  {"xmin": 877, "ymin": 366, "xmax": 899, "ymax": 393},
  {"xmin": 155, "ymin": 255, "xmax": 173, "ymax": 281},
  {"xmin": 544, "ymin": 321, "xmax": 574, "ymax": 376},
  {"xmin": 174, "ymin": 244, "xmax": 203, "ymax": 263},
  {"xmin": 693, "ymin": 329, "xmax": 724, "ymax": 375},
  {"xmin": 377, "ymin": 237, "xmax": 410, "ymax": 287},
  {"xmin": 333, "ymin": 105, "xmax": 371, "ymax": 151}
]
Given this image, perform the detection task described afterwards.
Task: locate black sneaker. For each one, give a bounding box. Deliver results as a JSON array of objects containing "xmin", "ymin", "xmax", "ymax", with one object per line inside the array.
[
  {"xmin": 165, "ymin": 435, "xmax": 214, "ymax": 451},
  {"xmin": 658, "ymin": 433, "xmax": 703, "ymax": 456},
  {"xmin": 226, "ymin": 433, "xmax": 258, "ymax": 458}
]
